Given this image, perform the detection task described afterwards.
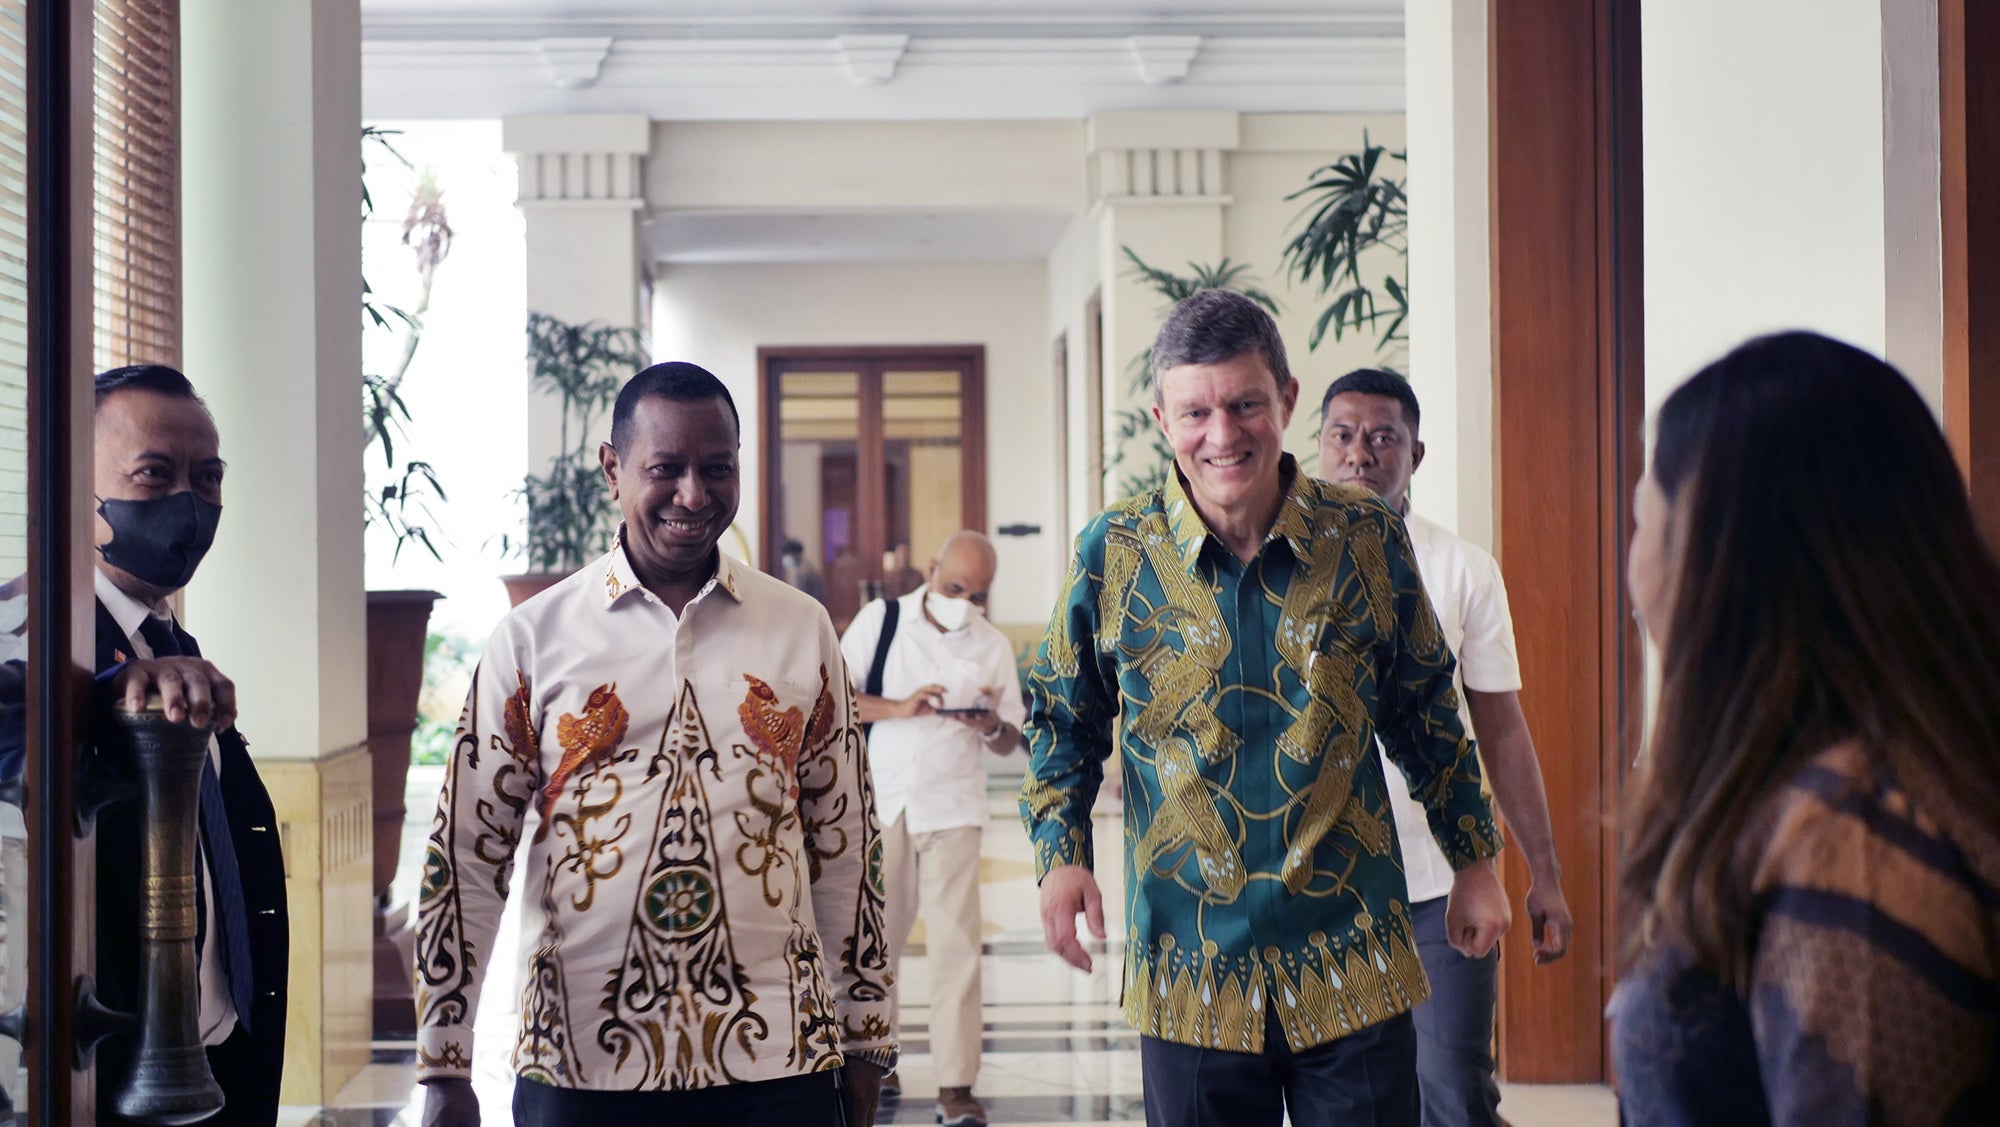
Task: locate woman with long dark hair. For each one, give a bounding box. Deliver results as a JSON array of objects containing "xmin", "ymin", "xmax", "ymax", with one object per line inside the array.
[{"xmin": 1612, "ymin": 331, "xmax": 2000, "ymax": 1125}]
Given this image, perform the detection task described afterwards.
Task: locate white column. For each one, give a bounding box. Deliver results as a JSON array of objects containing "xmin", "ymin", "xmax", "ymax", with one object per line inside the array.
[
  {"xmin": 501, "ymin": 115, "xmax": 653, "ymax": 469},
  {"xmin": 182, "ymin": 0, "xmax": 365, "ymax": 762},
  {"xmin": 1085, "ymin": 111, "xmax": 1236, "ymax": 501},
  {"xmin": 1403, "ymin": 0, "xmax": 1491, "ymax": 546},
  {"xmin": 181, "ymin": 0, "xmax": 373, "ymax": 1103}
]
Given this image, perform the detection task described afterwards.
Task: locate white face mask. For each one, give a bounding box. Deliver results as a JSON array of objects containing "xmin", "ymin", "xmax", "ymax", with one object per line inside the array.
[{"xmin": 925, "ymin": 589, "xmax": 980, "ymax": 631}]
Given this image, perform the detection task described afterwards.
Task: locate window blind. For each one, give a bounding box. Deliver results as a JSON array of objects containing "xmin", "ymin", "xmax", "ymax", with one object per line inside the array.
[
  {"xmin": 0, "ymin": 1, "xmax": 27, "ymax": 577},
  {"xmin": 91, "ymin": 0, "xmax": 176, "ymax": 371}
]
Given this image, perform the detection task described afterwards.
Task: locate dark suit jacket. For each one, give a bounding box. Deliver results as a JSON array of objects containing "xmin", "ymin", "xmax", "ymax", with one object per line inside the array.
[{"xmin": 93, "ymin": 600, "xmax": 290, "ymax": 1126}]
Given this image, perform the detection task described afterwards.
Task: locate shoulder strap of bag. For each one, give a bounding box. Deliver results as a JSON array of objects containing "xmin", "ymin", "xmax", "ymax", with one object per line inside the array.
[{"xmin": 860, "ymin": 597, "xmax": 900, "ymax": 738}]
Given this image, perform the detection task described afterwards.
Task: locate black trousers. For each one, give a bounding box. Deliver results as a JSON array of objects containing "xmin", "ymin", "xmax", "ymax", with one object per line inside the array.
[
  {"xmin": 1140, "ymin": 1004, "xmax": 1419, "ymax": 1127},
  {"xmin": 512, "ymin": 1071, "xmax": 844, "ymax": 1127}
]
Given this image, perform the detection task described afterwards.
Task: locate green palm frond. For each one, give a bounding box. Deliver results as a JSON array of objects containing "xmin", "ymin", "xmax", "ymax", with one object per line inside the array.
[{"xmin": 1280, "ymin": 132, "xmax": 1409, "ymax": 353}]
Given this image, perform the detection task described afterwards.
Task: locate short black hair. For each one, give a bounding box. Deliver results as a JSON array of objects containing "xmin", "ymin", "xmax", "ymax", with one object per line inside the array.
[
  {"xmin": 1319, "ymin": 367, "xmax": 1420, "ymax": 434},
  {"xmin": 609, "ymin": 362, "xmax": 740, "ymax": 454},
  {"xmin": 783, "ymin": 538, "xmax": 805, "ymax": 556},
  {"xmin": 1149, "ymin": 289, "xmax": 1292, "ymax": 400},
  {"xmin": 94, "ymin": 364, "xmax": 203, "ymax": 409}
]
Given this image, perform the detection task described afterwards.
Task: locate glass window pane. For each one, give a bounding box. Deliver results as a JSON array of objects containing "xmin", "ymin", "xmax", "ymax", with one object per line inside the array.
[
  {"xmin": 881, "ymin": 368, "xmax": 962, "ymax": 595},
  {"xmin": 774, "ymin": 371, "xmax": 860, "ymax": 627}
]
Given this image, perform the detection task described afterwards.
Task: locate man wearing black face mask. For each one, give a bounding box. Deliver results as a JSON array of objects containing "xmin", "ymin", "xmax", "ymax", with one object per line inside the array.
[{"xmin": 82, "ymin": 364, "xmax": 288, "ymax": 1125}]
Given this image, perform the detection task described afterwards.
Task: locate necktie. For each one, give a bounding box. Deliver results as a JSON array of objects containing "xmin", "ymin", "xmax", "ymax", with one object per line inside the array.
[{"xmin": 135, "ymin": 614, "xmax": 257, "ymax": 1030}]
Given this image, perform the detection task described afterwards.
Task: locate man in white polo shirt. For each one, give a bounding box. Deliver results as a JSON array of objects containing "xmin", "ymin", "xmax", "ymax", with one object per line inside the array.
[
  {"xmin": 1316, "ymin": 369, "xmax": 1573, "ymax": 1127},
  {"xmin": 840, "ymin": 531, "xmax": 1025, "ymax": 1127}
]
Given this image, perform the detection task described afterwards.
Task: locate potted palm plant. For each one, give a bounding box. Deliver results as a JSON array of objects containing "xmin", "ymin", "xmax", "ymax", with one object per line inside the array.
[
  {"xmin": 1279, "ymin": 132, "xmax": 1409, "ymax": 366},
  {"xmin": 499, "ymin": 311, "xmax": 650, "ymax": 606}
]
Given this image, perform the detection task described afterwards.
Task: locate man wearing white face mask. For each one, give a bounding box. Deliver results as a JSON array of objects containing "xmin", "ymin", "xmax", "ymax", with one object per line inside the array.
[{"xmin": 840, "ymin": 531, "xmax": 1025, "ymax": 1127}]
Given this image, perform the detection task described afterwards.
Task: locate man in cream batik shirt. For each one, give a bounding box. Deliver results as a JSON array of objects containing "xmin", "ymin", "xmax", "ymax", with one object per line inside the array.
[{"xmin": 416, "ymin": 363, "xmax": 896, "ymax": 1127}]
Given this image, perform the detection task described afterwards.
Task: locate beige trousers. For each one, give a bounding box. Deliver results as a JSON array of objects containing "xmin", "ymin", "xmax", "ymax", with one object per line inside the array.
[{"xmin": 882, "ymin": 814, "xmax": 984, "ymax": 1088}]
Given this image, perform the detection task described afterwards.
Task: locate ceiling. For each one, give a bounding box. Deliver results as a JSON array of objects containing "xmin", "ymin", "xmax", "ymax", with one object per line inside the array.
[
  {"xmin": 362, "ymin": 2, "xmax": 1402, "ymax": 266},
  {"xmin": 362, "ymin": 0, "xmax": 1400, "ymax": 36}
]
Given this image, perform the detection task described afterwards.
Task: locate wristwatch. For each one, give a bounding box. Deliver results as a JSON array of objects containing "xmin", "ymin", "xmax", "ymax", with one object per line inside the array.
[{"xmin": 847, "ymin": 1045, "xmax": 899, "ymax": 1073}]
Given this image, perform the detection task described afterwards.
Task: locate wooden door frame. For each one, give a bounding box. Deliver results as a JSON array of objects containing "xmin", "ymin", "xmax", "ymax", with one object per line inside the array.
[
  {"xmin": 26, "ymin": 0, "xmax": 102, "ymax": 1116},
  {"xmin": 1489, "ymin": 0, "xmax": 1645, "ymax": 1083},
  {"xmin": 1942, "ymin": 0, "xmax": 2000, "ymax": 535},
  {"xmin": 757, "ymin": 344, "xmax": 989, "ymax": 580}
]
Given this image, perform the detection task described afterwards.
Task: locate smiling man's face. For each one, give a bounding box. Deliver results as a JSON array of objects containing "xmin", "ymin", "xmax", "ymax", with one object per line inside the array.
[
  {"xmin": 1152, "ymin": 350, "xmax": 1298, "ymax": 526},
  {"xmin": 600, "ymin": 394, "xmax": 740, "ymax": 590}
]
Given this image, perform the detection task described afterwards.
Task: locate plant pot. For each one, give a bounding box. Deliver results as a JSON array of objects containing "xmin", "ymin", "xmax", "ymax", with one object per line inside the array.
[
  {"xmin": 364, "ymin": 588, "xmax": 441, "ymax": 1037},
  {"xmin": 500, "ymin": 571, "xmax": 571, "ymax": 607}
]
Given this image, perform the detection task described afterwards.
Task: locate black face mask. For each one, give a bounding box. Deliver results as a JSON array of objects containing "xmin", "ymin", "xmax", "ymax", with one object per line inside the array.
[{"xmin": 96, "ymin": 492, "xmax": 222, "ymax": 591}]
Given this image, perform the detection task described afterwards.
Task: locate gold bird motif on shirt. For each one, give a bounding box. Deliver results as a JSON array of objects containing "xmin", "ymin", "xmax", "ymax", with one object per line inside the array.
[
  {"xmin": 1133, "ymin": 735, "xmax": 1246, "ymax": 904},
  {"xmin": 539, "ymin": 683, "xmax": 630, "ymax": 824},
  {"xmin": 739, "ymin": 674, "xmax": 806, "ymax": 798}
]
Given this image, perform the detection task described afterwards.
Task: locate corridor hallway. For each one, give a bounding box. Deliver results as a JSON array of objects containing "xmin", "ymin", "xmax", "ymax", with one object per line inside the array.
[{"xmin": 281, "ymin": 770, "xmax": 1616, "ymax": 1126}]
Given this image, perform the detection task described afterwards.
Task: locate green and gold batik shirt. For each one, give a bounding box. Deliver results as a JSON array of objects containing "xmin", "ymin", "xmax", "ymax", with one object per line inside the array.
[{"xmin": 1020, "ymin": 456, "xmax": 1502, "ymax": 1054}]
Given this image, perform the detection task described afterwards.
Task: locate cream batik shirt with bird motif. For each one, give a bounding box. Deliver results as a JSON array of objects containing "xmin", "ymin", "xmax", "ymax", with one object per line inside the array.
[{"xmin": 415, "ymin": 534, "xmax": 895, "ymax": 1091}]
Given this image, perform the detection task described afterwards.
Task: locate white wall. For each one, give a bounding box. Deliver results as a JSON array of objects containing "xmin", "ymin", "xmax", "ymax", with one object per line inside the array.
[
  {"xmin": 649, "ymin": 120, "xmax": 1085, "ymax": 213},
  {"xmin": 1642, "ymin": 0, "xmax": 1936, "ymax": 413},
  {"xmin": 1046, "ymin": 210, "xmax": 1097, "ymax": 553},
  {"xmin": 650, "ymin": 259, "xmax": 1057, "ymax": 626}
]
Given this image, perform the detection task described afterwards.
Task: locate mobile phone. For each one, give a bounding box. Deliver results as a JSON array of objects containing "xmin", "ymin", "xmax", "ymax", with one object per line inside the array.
[{"xmin": 933, "ymin": 707, "xmax": 991, "ymax": 715}]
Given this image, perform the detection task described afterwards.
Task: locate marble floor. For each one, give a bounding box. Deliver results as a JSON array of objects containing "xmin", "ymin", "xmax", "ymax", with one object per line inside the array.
[{"xmin": 283, "ymin": 771, "xmax": 1617, "ymax": 1126}]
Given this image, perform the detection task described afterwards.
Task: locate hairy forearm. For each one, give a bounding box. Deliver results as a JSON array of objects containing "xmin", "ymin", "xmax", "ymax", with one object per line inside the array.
[{"xmin": 1466, "ymin": 690, "xmax": 1562, "ymax": 883}]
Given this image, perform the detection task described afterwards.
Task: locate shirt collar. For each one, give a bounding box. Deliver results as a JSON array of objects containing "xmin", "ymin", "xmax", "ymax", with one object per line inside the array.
[
  {"xmin": 95, "ymin": 566, "xmax": 168, "ymax": 640},
  {"xmin": 601, "ymin": 525, "xmax": 746, "ymax": 610},
  {"xmin": 1161, "ymin": 453, "xmax": 1317, "ymax": 572}
]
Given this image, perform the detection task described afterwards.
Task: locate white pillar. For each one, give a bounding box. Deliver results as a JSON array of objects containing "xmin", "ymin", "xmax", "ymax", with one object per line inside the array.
[
  {"xmin": 501, "ymin": 115, "xmax": 653, "ymax": 469},
  {"xmin": 181, "ymin": 0, "xmax": 373, "ymax": 1103},
  {"xmin": 1403, "ymin": 0, "xmax": 1492, "ymax": 546},
  {"xmin": 1085, "ymin": 111, "xmax": 1236, "ymax": 501}
]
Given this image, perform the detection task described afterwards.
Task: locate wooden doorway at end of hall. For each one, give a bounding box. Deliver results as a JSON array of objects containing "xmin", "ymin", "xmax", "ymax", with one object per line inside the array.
[{"xmin": 759, "ymin": 345, "xmax": 987, "ymax": 633}]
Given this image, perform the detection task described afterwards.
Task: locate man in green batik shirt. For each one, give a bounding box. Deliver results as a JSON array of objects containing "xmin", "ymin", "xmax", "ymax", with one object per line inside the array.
[{"xmin": 1021, "ymin": 290, "xmax": 1511, "ymax": 1127}]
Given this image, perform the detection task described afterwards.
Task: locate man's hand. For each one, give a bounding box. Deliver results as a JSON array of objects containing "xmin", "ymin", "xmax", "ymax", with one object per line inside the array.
[
  {"xmin": 1444, "ymin": 857, "xmax": 1512, "ymax": 959},
  {"xmin": 1525, "ymin": 877, "xmax": 1573, "ymax": 963},
  {"xmin": 896, "ymin": 684, "xmax": 945, "ymax": 719},
  {"xmin": 420, "ymin": 1077, "xmax": 479, "ymax": 1127},
  {"xmin": 112, "ymin": 656, "xmax": 236, "ymax": 730},
  {"xmin": 1038, "ymin": 863, "xmax": 1105, "ymax": 972},
  {"xmin": 841, "ymin": 1057, "xmax": 885, "ymax": 1126}
]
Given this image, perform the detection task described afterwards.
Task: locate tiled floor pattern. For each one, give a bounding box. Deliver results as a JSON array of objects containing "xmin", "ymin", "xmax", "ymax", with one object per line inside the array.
[{"xmin": 284, "ymin": 772, "xmax": 1616, "ymax": 1126}]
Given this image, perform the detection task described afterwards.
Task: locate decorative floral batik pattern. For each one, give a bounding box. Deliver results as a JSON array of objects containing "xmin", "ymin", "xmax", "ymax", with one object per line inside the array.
[
  {"xmin": 415, "ymin": 542, "xmax": 894, "ymax": 1092},
  {"xmin": 1021, "ymin": 456, "xmax": 1502, "ymax": 1054}
]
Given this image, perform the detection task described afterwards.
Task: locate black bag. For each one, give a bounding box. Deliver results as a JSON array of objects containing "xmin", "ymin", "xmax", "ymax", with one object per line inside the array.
[{"xmin": 859, "ymin": 597, "xmax": 899, "ymax": 740}]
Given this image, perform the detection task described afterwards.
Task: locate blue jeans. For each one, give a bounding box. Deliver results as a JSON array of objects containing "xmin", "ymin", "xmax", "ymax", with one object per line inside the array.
[
  {"xmin": 1139, "ymin": 1003, "xmax": 1418, "ymax": 1127},
  {"xmin": 1410, "ymin": 895, "xmax": 1503, "ymax": 1127}
]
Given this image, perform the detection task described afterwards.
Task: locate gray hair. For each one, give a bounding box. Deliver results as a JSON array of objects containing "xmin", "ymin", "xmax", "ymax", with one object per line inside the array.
[{"xmin": 1148, "ymin": 289, "xmax": 1292, "ymax": 401}]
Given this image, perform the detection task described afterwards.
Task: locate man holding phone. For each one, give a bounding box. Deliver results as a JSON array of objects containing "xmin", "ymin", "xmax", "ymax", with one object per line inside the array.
[{"xmin": 841, "ymin": 531, "xmax": 1025, "ymax": 1127}]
